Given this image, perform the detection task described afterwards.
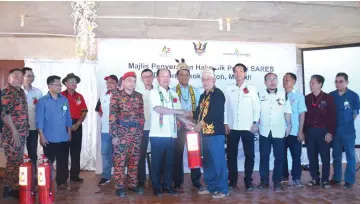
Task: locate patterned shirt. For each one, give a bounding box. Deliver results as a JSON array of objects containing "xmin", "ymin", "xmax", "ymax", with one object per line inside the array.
[
  {"xmin": 109, "ymin": 90, "xmax": 145, "ymax": 138},
  {"xmin": 194, "ymin": 86, "xmax": 225, "ymax": 136},
  {"xmin": 1, "ymin": 83, "xmax": 29, "ymax": 139}
]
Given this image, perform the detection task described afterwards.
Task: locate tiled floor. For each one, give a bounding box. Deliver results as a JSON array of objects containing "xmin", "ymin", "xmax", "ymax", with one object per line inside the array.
[{"xmin": 0, "ymin": 166, "xmax": 359, "ymax": 204}]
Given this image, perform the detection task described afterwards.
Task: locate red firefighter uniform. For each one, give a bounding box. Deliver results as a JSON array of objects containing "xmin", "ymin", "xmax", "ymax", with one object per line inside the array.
[
  {"xmin": 1, "ymin": 83, "xmax": 29, "ymax": 190},
  {"xmin": 109, "ymin": 90, "xmax": 144, "ymax": 190}
]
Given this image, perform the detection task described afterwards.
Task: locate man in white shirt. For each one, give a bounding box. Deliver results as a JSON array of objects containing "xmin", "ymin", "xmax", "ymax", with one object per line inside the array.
[
  {"xmin": 224, "ymin": 63, "xmax": 260, "ymax": 190},
  {"xmin": 137, "ymin": 68, "xmax": 154, "ymax": 190},
  {"xmin": 149, "ymin": 68, "xmax": 186, "ymax": 196},
  {"xmin": 258, "ymin": 73, "xmax": 291, "ymax": 192},
  {"xmin": 21, "ymin": 67, "xmax": 43, "ymax": 185},
  {"xmin": 95, "ymin": 75, "xmax": 119, "ymax": 186}
]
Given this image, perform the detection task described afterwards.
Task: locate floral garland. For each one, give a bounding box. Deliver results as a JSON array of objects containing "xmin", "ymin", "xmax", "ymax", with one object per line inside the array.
[{"xmin": 158, "ymin": 86, "xmax": 178, "ymax": 132}]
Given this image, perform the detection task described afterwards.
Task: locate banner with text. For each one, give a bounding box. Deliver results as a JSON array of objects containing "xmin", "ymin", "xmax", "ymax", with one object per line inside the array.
[{"xmin": 97, "ymin": 39, "xmax": 297, "ymax": 172}]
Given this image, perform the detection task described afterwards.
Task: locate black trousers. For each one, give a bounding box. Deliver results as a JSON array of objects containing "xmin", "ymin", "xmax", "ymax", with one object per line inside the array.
[
  {"xmin": 226, "ymin": 130, "xmax": 255, "ymax": 186},
  {"xmin": 43, "ymin": 142, "xmax": 69, "ymax": 185},
  {"xmin": 70, "ymin": 120, "xmax": 83, "ymax": 179},
  {"xmin": 173, "ymin": 127, "xmax": 201, "ymax": 188},
  {"xmin": 138, "ymin": 130, "xmax": 150, "ymax": 184},
  {"xmin": 26, "ymin": 130, "xmax": 38, "ymax": 182}
]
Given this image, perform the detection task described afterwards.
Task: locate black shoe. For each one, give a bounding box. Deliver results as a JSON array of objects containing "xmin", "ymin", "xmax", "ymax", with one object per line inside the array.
[
  {"xmin": 138, "ymin": 182, "xmax": 145, "ymax": 188},
  {"xmin": 322, "ymin": 181, "xmax": 331, "ymax": 189},
  {"xmin": 245, "ymin": 182, "xmax": 254, "ymax": 191},
  {"xmin": 343, "ymin": 182, "xmax": 353, "ymax": 189},
  {"xmin": 129, "ymin": 187, "xmax": 144, "ymax": 194},
  {"xmin": 162, "ymin": 187, "xmax": 178, "ymax": 195},
  {"xmin": 153, "ymin": 188, "xmax": 162, "ymax": 196},
  {"xmin": 274, "ymin": 184, "xmax": 283, "ymax": 192},
  {"xmin": 2, "ymin": 186, "xmax": 11, "ymax": 199},
  {"xmin": 306, "ymin": 179, "xmax": 320, "ymax": 187},
  {"xmin": 257, "ymin": 181, "xmax": 269, "ymax": 189},
  {"xmin": 116, "ymin": 189, "xmax": 126, "ymax": 197},
  {"xmin": 329, "ymin": 179, "xmax": 341, "ymax": 185},
  {"xmin": 71, "ymin": 177, "xmax": 84, "ymax": 182},
  {"xmin": 193, "ymin": 183, "xmax": 202, "ymax": 189},
  {"xmin": 98, "ymin": 178, "xmax": 110, "ymax": 186}
]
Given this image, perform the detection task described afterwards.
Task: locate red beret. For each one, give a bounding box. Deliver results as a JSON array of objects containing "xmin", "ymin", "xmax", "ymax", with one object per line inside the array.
[
  {"xmin": 104, "ymin": 75, "xmax": 118, "ymax": 82},
  {"xmin": 122, "ymin": 72, "xmax": 136, "ymax": 80}
]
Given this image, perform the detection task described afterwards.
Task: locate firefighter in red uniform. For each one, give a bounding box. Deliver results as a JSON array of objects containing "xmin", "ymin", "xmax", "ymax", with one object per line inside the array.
[
  {"xmin": 109, "ymin": 72, "xmax": 144, "ymax": 197},
  {"xmin": 61, "ymin": 73, "xmax": 88, "ymax": 182}
]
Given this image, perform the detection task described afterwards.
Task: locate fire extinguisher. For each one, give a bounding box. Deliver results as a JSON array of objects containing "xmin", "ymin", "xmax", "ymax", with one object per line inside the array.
[
  {"xmin": 38, "ymin": 155, "xmax": 55, "ymax": 204},
  {"xmin": 19, "ymin": 154, "xmax": 36, "ymax": 204},
  {"xmin": 186, "ymin": 130, "xmax": 202, "ymax": 169}
]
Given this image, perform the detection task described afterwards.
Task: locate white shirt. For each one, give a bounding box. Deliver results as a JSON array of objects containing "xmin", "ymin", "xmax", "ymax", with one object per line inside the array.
[
  {"xmin": 22, "ymin": 85, "xmax": 43, "ymax": 130},
  {"xmin": 100, "ymin": 93, "xmax": 111, "ymax": 133},
  {"xmin": 259, "ymin": 89, "xmax": 292, "ymax": 138},
  {"xmin": 137, "ymin": 87, "xmax": 152, "ymax": 130},
  {"xmin": 149, "ymin": 86, "xmax": 181, "ymax": 138},
  {"xmin": 224, "ymin": 83, "xmax": 260, "ymax": 131}
]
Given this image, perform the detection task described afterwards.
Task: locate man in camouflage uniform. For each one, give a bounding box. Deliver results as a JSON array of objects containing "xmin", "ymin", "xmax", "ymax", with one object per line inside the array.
[
  {"xmin": 1, "ymin": 69, "xmax": 29, "ymax": 199},
  {"xmin": 110, "ymin": 71, "xmax": 144, "ymax": 197}
]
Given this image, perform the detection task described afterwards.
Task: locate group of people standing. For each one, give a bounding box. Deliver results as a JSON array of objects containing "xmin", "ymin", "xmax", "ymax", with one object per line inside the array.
[
  {"xmin": 1, "ymin": 68, "xmax": 87, "ymax": 199},
  {"xmin": 0, "ymin": 60, "xmax": 359, "ymax": 200}
]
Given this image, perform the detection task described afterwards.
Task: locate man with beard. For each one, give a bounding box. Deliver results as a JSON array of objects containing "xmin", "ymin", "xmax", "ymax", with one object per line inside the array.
[
  {"xmin": 2, "ymin": 69, "xmax": 29, "ymax": 199},
  {"xmin": 194, "ymin": 68, "xmax": 228, "ymax": 199},
  {"xmin": 110, "ymin": 72, "xmax": 144, "ymax": 197},
  {"xmin": 61, "ymin": 73, "xmax": 88, "ymax": 182}
]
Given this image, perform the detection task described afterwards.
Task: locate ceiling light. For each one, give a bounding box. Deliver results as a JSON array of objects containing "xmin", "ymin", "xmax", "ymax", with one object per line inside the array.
[
  {"xmin": 218, "ymin": 18, "xmax": 223, "ymax": 31},
  {"xmin": 226, "ymin": 18, "xmax": 231, "ymax": 32}
]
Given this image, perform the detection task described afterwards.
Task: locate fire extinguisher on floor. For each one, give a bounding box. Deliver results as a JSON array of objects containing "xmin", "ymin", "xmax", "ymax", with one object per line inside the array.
[
  {"xmin": 186, "ymin": 130, "xmax": 202, "ymax": 169},
  {"xmin": 19, "ymin": 154, "xmax": 36, "ymax": 204},
  {"xmin": 38, "ymin": 155, "xmax": 55, "ymax": 204}
]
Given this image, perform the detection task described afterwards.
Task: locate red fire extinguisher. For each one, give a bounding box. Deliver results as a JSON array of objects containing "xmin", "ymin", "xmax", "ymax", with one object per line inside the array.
[
  {"xmin": 186, "ymin": 130, "xmax": 202, "ymax": 169},
  {"xmin": 19, "ymin": 154, "xmax": 36, "ymax": 204},
  {"xmin": 38, "ymin": 155, "xmax": 54, "ymax": 204}
]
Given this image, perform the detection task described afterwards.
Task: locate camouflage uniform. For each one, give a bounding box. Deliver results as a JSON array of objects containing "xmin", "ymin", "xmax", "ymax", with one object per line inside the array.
[
  {"xmin": 109, "ymin": 90, "xmax": 144, "ymax": 190},
  {"xmin": 1, "ymin": 84, "xmax": 29, "ymax": 189}
]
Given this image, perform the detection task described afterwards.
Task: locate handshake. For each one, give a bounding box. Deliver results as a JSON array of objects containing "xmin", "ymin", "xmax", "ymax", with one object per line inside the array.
[{"xmin": 175, "ymin": 110, "xmax": 202, "ymax": 132}]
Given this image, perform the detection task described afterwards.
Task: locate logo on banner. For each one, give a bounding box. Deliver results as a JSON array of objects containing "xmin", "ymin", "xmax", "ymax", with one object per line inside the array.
[
  {"xmin": 159, "ymin": 45, "xmax": 172, "ymax": 57},
  {"xmin": 193, "ymin": 42, "xmax": 207, "ymax": 56},
  {"xmin": 223, "ymin": 48, "xmax": 250, "ymax": 57}
]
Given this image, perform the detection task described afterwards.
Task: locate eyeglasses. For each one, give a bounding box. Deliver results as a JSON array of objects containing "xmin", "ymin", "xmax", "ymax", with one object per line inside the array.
[
  {"xmin": 266, "ymin": 78, "xmax": 278, "ymax": 82},
  {"xmin": 26, "ymin": 75, "xmax": 35, "ymax": 78},
  {"xmin": 335, "ymin": 80, "xmax": 345, "ymax": 84},
  {"xmin": 51, "ymin": 83, "xmax": 62, "ymax": 87},
  {"xmin": 67, "ymin": 80, "xmax": 78, "ymax": 84}
]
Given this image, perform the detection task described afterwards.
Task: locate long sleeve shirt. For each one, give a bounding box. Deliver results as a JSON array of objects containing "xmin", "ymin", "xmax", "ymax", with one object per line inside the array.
[
  {"xmin": 194, "ymin": 86, "xmax": 225, "ymax": 136},
  {"xmin": 36, "ymin": 92, "xmax": 72, "ymax": 143},
  {"xmin": 109, "ymin": 90, "xmax": 145, "ymax": 139},
  {"xmin": 305, "ymin": 91, "xmax": 336, "ymax": 134},
  {"xmin": 224, "ymin": 83, "xmax": 260, "ymax": 131}
]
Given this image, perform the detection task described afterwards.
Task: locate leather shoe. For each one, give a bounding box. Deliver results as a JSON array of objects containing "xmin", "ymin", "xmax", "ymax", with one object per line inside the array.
[
  {"xmin": 153, "ymin": 188, "xmax": 162, "ymax": 196},
  {"xmin": 71, "ymin": 177, "xmax": 84, "ymax": 182}
]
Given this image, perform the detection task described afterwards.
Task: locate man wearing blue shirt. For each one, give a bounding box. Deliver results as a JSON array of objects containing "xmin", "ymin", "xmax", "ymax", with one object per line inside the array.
[
  {"xmin": 36, "ymin": 75, "xmax": 72, "ymax": 189},
  {"xmin": 329, "ymin": 72, "xmax": 360, "ymax": 189},
  {"xmin": 171, "ymin": 59, "xmax": 202, "ymax": 191},
  {"xmin": 282, "ymin": 73, "xmax": 307, "ymax": 187}
]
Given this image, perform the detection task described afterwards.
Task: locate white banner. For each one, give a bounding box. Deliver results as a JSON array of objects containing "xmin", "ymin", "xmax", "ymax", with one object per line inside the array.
[{"xmin": 97, "ymin": 39, "xmax": 297, "ymax": 172}]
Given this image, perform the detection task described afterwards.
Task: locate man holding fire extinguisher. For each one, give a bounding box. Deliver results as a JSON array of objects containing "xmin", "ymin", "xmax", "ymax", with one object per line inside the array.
[
  {"xmin": 193, "ymin": 68, "xmax": 229, "ymax": 199},
  {"xmin": 171, "ymin": 58, "xmax": 202, "ymax": 192}
]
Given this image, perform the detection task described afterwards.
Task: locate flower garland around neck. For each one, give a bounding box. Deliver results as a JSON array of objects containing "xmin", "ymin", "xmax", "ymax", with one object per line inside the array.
[{"xmin": 158, "ymin": 86, "xmax": 178, "ymax": 132}]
